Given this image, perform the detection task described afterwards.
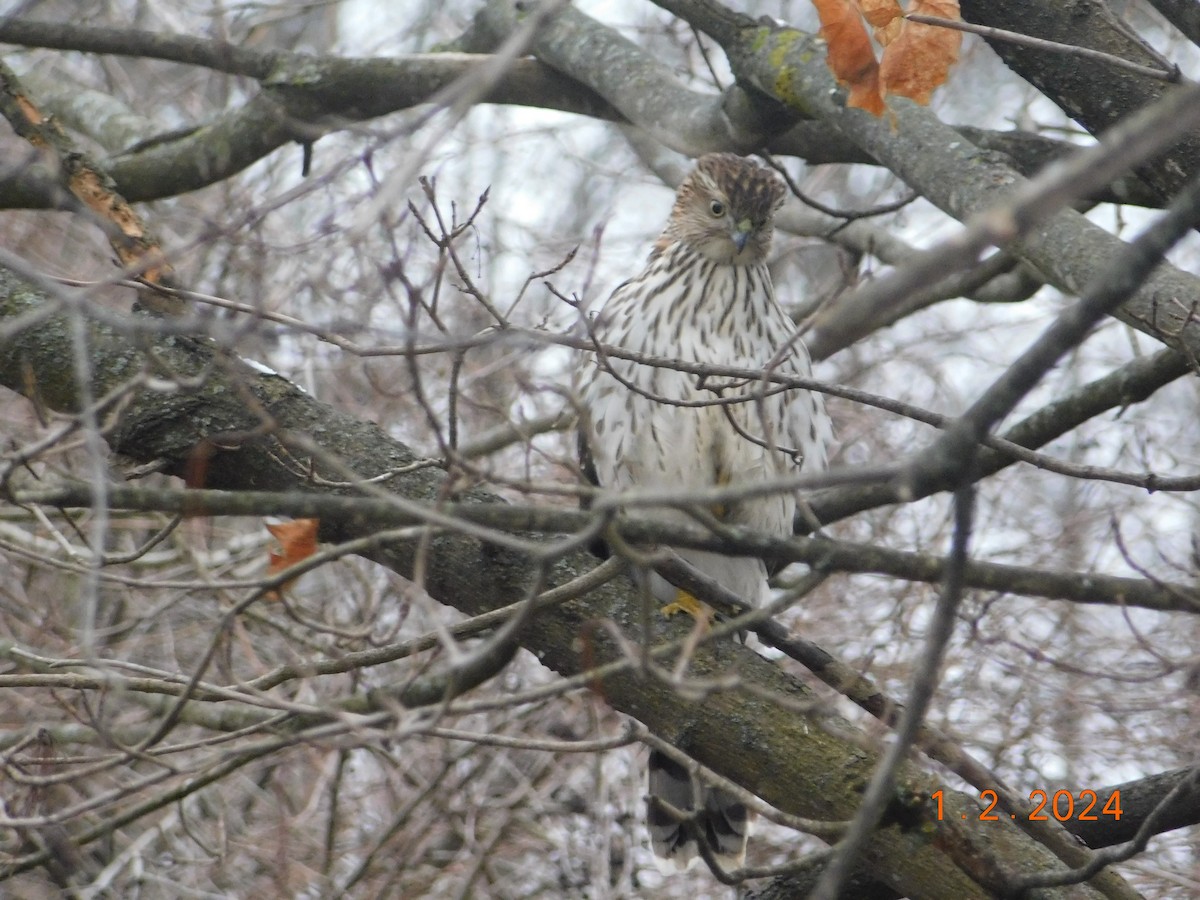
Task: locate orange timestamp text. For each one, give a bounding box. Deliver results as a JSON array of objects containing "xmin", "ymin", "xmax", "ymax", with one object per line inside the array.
[{"xmin": 932, "ymin": 789, "xmax": 1122, "ymax": 822}]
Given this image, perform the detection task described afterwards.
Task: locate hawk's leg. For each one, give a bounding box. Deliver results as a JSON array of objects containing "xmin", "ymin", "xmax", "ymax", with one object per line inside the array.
[
  {"xmin": 661, "ymin": 589, "xmax": 715, "ymax": 625},
  {"xmin": 660, "ymin": 491, "xmax": 729, "ymax": 623}
]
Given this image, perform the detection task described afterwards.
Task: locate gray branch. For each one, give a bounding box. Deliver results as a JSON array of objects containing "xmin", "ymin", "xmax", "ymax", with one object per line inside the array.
[
  {"xmin": 959, "ymin": 0, "xmax": 1198, "ymax": 205},
  {"xmin": 652, "ymin": 1, "xmax": 1200, "ymax": 366},
  {"xmin": 0, "ymin": 264, "xmax": 1139, "ymax": 899},
  {"xmin": 0, "ymin": 14, "xmax": 1167, "ymax": 209}
]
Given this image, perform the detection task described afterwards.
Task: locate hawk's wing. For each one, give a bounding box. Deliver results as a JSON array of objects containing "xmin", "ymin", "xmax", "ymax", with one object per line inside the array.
[{"xmin": 577, "ymin": 422, "xmax": 611, "ymax": 561}]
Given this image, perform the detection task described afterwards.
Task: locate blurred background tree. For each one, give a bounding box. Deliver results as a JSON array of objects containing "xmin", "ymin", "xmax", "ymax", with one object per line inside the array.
[{"xmin": 0, "ymin": 1, "xmax": 1198, "ymax": 897}]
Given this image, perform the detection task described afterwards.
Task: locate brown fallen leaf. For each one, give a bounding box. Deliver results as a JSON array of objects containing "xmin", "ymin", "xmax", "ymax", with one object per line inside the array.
[
  {"xmin": 265, "ymin": 518, "xmax": 319, "ymax": 600},
  {"xmin": 855, "ymin": 0, "xmax": 901, "ymax": 27},
  {"xmin": 813, "ymin": 0, "xmax": 961, "ymax": 116},
  {"xmin": 813, "ymin": 0, "xmax": 886, "ymax": 115},
  {"xmin": 857, "ymin": 0, "xmax": 905, "ymax": 46},
  {"xmin": 880, "ymin": 0, "xmax": 962, "ymax": 105}
]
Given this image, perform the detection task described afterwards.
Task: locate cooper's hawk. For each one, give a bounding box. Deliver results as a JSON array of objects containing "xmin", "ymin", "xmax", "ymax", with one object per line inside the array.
[{"xmin": 575, "ymin": 153, "xmax": 831, "ymax": 871}]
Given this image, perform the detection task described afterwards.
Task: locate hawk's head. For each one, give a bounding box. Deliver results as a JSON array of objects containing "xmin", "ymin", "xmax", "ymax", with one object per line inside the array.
[{"xmin": 661, "ymin": 154, "xmax": 786, "ymax": 266}]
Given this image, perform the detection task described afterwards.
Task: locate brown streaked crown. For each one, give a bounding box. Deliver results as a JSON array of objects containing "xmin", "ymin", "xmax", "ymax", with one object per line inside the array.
[{"xmin": 656, "ymin": 154, "xmax": 787, "ymax": 265}]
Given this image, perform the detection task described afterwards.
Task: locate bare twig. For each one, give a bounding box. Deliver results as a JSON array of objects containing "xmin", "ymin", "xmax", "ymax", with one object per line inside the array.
[
  {"xmin": 903, "ymin": 165, "xmax": 1200, "ymax": 496},
  {"xmin": 810, "ymin": 487, "xmax": 976, "ymax": 900},
  {"xmin": 906, "ymin": 14, "xmax": 1180, "ymax": 83}
]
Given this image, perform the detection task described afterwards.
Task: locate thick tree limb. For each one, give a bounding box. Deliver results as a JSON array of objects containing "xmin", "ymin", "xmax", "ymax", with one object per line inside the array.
[
  {"xmin": 0, "ymin": 15, "xmax": 1167, "ymax": 209},
  {"xmin": 959, "ymin": 0, "xmax": 1199, "ymax": 204},
  {"xmin": 1067, "ymin": 765, "xmax": 1200, "ymax": 848},
  {"xmin": 1147, "ymin": 0, "xmax": 1200, "ymax": 48},
  {"xmin": 0, "ymin": 267, "xmax": 1139, "ymax": 899},
  {"xmin": 904, "ymin": 164, "xmax": 1200, "ymax": 495},
  {"xmin": 648, "ymin": 0, "xmax": 1200, "ymax": 366},
  {"xmin": 806, "ymin": 346, "xmax": 1192, "ymax": 527},
  {"xmin": 0, "ymin": 52, "xmax": 620, "ymax": 206},
  {"xmin": 12, "ymin": 481, "xmax": 1200, "ymax": 616}
]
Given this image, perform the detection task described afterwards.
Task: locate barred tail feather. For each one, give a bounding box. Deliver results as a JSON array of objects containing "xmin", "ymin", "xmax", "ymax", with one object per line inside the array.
[{"xmin": 647, "ymin": 750, "xmax": 750, "ymax": 872}]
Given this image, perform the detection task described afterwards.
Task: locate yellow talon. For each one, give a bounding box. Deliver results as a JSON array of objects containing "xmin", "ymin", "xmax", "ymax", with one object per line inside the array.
[{"xmin": 661, "ymin": 589, "xmax": 714, "ymax": 624}]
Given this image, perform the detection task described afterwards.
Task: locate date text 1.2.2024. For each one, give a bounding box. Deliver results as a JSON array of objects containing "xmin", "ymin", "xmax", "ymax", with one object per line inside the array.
[{"xmin": 931, "ymin": 789, "xmax": 1122, "ymax": 822}]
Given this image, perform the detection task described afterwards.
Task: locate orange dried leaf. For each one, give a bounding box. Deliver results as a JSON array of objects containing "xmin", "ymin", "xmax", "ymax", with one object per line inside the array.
[
  {"xmin": 879, "ymin": 0, "xmax": 962, "ymax": 105},
  {"xmin": 912, "ymin": 0, "xmax": 960, "ymax": 17},
  {"xmin": 851, "ymin": 0, "xmax": 903, "ymax": 46},
  {"xmin": 854, "ymin": 0, "xmax": 903, "ymax": 33},
  {"xmin": 846, "ymin": 66, "xmax": 886, "ymax": 115},
  {"xmin": 184, "ymin": 442, "xmax": 213, "ymax": 490},
  {"xmin": 265, "ymin": 518, "xmax": 319, "ymax": 600},
  {"xmin": 873, "ymin": 15, "xmax": 904, "ymax": 47},
  {"xmin": 813, "ymin": 0, "xmax": 886, "ymax": 115}
]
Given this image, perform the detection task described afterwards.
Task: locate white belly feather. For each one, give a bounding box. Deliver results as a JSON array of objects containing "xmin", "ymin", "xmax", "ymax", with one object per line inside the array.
[{"xmin": 576, "ymin": 253, "xmax": 827, "ymax": 608}]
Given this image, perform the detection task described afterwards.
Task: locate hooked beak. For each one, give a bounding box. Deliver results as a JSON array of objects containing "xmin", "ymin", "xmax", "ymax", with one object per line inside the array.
[{"xmin": 732, "ymin": 219, "xmax": 752, "ymax": 253}]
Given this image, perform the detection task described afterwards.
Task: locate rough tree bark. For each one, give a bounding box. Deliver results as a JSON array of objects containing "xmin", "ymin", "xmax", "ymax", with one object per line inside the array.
[
  {"xmin": 0, "ymin": 267, "xmax": 1148, "ymax": 899},
  {"xmin": 2, "ymin": 0, "xmax": 1198, "ymax": 896}
]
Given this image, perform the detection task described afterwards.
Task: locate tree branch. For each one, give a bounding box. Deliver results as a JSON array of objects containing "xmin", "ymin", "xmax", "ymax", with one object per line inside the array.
[
  {"xmin": 0, "ymin": 12, "xmax": 1171, "ymax": 214},
  {"xmin": 11, "ymin": 479, "xmax": 1200, "ymax": 616},
  {"xmin": 0, "ymin": 53, "xmax": 620, "ymax": 206},
  {"xmin": 0, "ymin": 264, "xmax": 1141, "ymax": 899},
  {"xmin": 658, "ymin": 0, "xmax": 1200, "ymax": 376},
  {"xmin": 903, "ymin": 164, "xmax": 1200, "ymax": 495},
  {"xmin": 959, "ymin": 0, "xmax": 1199, "ymax": 205}
]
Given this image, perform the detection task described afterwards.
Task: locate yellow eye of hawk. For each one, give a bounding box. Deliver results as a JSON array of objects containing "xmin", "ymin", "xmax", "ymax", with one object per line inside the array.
[{"xmin": 708, "ymin": 199, "xmax": 725, "ymax": 217}]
